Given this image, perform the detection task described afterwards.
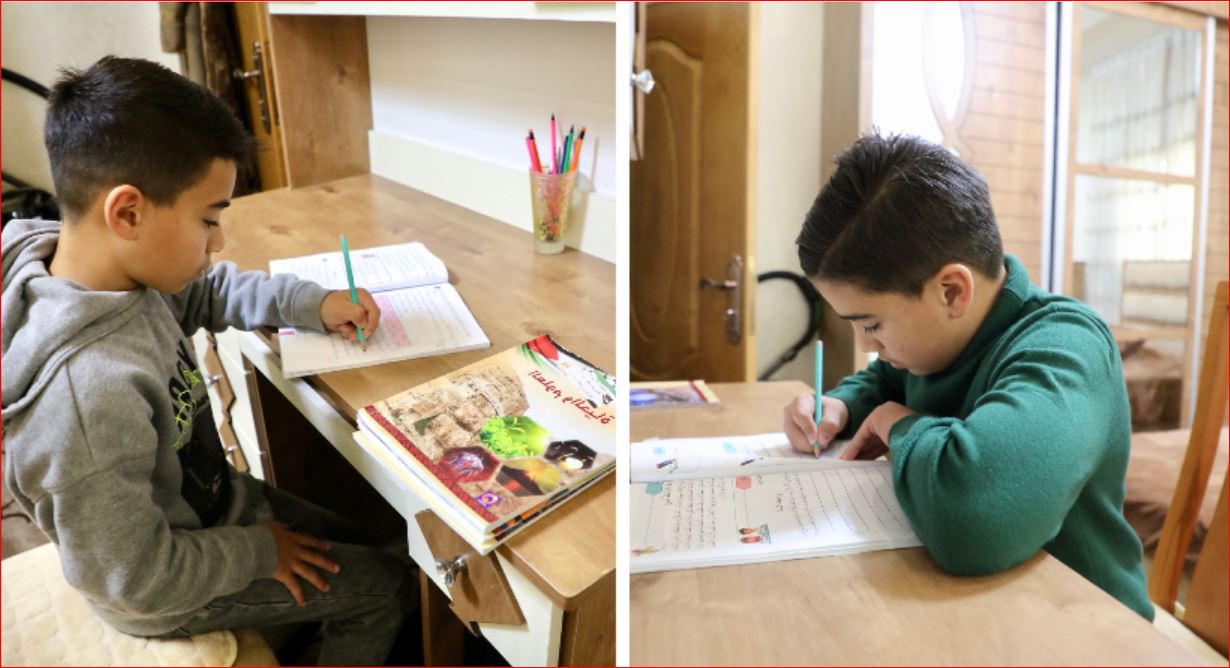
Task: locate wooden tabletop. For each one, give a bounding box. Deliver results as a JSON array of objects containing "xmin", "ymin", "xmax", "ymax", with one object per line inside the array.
[
  {"xmin": 630, "ymin": 381, "xmax": 1203, "ymax": 666},
  {"xmin": 217, "ymin": 174, "xmax": 614, "ymax": 609}
]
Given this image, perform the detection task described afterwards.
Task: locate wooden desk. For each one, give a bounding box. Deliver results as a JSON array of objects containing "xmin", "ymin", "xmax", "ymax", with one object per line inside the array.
[
  {"xmin": 630, "ymin": 381, "xmax": 1204, "ymax": 666},
  {"xmin": 216, "ymin": 174, "xmax": 614, "ymax": 666}
]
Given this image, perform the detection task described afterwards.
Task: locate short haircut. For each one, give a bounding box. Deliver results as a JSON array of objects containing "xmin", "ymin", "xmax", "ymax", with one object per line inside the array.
[
  {"xmin": 44, "ymin": 56, "xmax": 253, "ymax": 218},
  {"xmin": 796, "ymin": 132, "xmax": 1003, "ymax": 296}
]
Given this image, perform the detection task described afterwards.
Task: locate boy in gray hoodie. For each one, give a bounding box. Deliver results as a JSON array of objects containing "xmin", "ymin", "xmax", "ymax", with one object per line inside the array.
[{"xmin": 2, "ymin": 56, "xmax": 409, "ymax": 665}]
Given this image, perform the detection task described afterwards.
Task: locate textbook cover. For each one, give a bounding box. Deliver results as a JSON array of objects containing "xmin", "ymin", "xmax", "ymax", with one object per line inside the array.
[
  {"xmin": 356, "ymin": 335, "xmax": 615, "ymax": 551},
  {"xmin": 629, "ymin": 380, "xmax": 720, "ymax": 410}
]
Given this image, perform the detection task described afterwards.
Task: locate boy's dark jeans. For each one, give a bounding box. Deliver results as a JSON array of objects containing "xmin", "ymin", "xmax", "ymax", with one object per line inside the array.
[{"xmin": 160, "ymin": 485, "xmax": 413, "ymax": 666}]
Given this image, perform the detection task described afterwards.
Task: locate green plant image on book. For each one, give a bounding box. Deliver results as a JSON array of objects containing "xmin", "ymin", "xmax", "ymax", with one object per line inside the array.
[
  {"xmin": 478, "ymin": 416, "xmax": 551, "ymax": 459},
  {"xmin": 413, "ymin": 414, "xmax": 441, "ymax": 435}
]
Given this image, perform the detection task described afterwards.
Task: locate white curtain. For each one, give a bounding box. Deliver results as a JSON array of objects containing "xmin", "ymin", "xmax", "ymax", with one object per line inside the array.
[{"xmin": 1073, "ymin": 21, "xmax": 1199, "ymax": 325}]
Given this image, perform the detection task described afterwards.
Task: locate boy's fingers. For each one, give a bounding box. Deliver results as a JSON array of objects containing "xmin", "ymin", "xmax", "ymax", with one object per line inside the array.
[
  {"xmin": 278, "ymin": 573, "xmax": 306, "ymax": 607},
  {"xmin": 842, "ymin": 421, "xmax": 874, "ymax": 460},
  {"xmin": 791, "ymin": 395, "xmax": 820, "ymax": 443},
  {"xmin": 783, "ymin": 402, "xmax": 817, "ymax": 454},
  {"xmin": 816, "ymin": 417, "xmax": 841, "ymax": 447},
  {"xmin": 358, "ymin": 290, "xmax": 382, "ymax": 333},
  {"xmin": 300, "ymin": 550, "xmax": 341, "ymax": 574},
  {"xmin": 785, "ymin": 425, "xmax": 813, "ymax": 455},
  {"xmin": 293, "ymin": 563, "xmax": 331, "ymax": 594},
  {"xmin": 291, "ymin": 532, "xmax": 331, "ymax": 552}
]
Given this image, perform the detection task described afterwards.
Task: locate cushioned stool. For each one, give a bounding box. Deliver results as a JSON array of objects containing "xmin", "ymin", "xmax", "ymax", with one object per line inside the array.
[{"xmin": 2, "ymin": 543, "xmax": 276, "ymax": 666}]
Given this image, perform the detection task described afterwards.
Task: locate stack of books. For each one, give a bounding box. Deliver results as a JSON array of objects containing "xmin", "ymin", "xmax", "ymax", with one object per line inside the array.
[{"xmin": 353, "ymin": 335, "xmax": 615, "ymax": 553}]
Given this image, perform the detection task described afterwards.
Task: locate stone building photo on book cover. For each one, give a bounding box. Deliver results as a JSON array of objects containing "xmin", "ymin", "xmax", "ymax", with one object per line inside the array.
[{"xmin": 366, "ymin": 336, "xmax": 615, "ymax": 525}]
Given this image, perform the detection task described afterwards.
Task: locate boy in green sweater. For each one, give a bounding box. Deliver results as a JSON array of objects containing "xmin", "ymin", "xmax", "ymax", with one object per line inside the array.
[{"xmin": 783, "ymin": 133, "xmax": 1152, "ymax": 620}]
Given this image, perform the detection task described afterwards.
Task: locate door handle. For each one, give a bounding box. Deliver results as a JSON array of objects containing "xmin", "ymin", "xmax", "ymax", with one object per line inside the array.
[
  {"xmin": 699, "ymin": 254, "xmax": 743, "ymax": 345},
  {"xmin": 233, "ymin": 41, "xmax": 271, "ymax": 134},
  {"xmin": 631, "ymin": 68, "xmax": 656, "ymax": 94}
]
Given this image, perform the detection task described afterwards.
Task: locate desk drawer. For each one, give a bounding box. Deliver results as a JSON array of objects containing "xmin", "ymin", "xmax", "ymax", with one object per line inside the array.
[{"xmin": 239, "ymin": 333, "xmax": 564, "ymax": 666}]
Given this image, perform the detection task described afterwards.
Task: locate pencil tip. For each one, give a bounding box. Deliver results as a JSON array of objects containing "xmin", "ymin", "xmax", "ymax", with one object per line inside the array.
[{"xmin": 551, "ymin": 113, "xmax": 555, "ymax": 120}]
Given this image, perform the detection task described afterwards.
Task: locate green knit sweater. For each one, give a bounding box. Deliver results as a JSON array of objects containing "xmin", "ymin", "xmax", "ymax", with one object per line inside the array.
[{"xmin": 826, "ymin": 254, "xmax": 1152, "ymax": 620}]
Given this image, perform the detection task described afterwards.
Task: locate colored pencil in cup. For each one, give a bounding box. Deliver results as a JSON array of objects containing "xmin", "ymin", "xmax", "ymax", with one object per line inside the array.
[
  {"xmin": 562, "ymin": 126, "xmax": 574, "ymax": 174},
  {"xmin": 339, "ymin": 234, "xmax": 367, "ymax": 349},
  {"xmin": 526, "ymin": 130, "xmax": 543, "ymax": 173},
  {"xmin": 570, "ymin": 127, "xmax": 586, "ymax": 172},
  {"xmin": 550, "ymin": 113, "xmax": 558, "ymax": 174}
]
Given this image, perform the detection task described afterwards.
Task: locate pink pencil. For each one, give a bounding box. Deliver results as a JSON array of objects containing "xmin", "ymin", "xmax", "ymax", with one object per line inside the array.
[{"xmin": 526, "ymin": 130, "xmax": 543, "ymax": 173}]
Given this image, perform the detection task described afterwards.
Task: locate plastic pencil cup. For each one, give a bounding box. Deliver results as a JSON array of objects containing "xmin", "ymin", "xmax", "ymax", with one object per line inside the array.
[{"xmin": 529, "ymin": 169, "xmax": 578, "ymax": 254}]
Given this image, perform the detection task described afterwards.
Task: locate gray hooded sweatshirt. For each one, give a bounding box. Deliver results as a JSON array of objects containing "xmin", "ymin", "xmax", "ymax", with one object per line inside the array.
[{"xmin": 2, "ymin": 219, "xmax": 331, "ymax": 636}]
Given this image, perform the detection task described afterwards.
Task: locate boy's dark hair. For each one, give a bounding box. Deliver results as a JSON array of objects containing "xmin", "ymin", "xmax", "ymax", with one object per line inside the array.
[
  {"xmin": 796, "ymin": 132, "xmax": 1003, "ymax": 296},
  {"xmin": 44, "ymin": 56, "xmax": 253, "ymax": 218}
]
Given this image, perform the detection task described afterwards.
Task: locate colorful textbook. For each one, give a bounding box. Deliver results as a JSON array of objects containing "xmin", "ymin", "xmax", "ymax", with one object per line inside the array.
[
  {"xmin": 629, "ymin": 380, "xmax": 720, "ymax": 410},
  {"xmin": 629, "ymin": 433, "xmax": 920, "ymax": 573},
  {"xmin": 353, "ymin": 335, "xmax": 615, "ymax": 553}
]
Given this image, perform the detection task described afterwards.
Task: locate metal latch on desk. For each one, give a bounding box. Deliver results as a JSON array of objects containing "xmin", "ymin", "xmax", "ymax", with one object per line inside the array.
[{"xmin": 416, "ymin": 510, "xmax": 525, "ymax": 633}]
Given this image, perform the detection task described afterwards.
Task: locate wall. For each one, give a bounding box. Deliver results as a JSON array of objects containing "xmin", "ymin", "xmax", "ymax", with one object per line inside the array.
[
  {"xmin": 1, "ymin": 2, "xmax": 178, "ymax": 193},
  {"xmin": 753, "ymin": 3, "xmax": 825, "ymax": 384},
  {"xmin": 364, "ymin": 16, "xmax": 616, "ymax": 262}
]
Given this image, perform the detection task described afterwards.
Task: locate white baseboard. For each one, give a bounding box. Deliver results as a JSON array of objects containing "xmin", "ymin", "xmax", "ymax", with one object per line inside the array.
[{"xmin": 368, "ymin": 130, "xmax": 615, "ymax": 262}]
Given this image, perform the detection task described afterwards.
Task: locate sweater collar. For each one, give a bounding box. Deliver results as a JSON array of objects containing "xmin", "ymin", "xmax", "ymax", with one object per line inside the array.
[{"xmin": 939, "ymin": 254, "xmax": 1030, "ymax": 374}]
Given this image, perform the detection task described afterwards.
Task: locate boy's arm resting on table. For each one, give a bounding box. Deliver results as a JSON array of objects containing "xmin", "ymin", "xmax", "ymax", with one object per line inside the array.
[
  {"xmin": 886, "ymin": 312, "xmax": 1120, "ymax": 575},
  {"xmin": 165, "ymin": 261, "xmax": 330, "ymax": 335},
  {"xmin": 824, "ymin": 359, "xmax": 907, "ymax": 438},
  {"xmin": 33, "ymin": 373, "xmax": 277, "ymax": 618}
]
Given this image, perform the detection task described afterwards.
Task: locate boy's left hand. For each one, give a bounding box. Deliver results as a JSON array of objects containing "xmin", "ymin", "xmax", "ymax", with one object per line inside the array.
[
  {"xmin": 841, "ymin": 401, "xmax": 915, "ymax": 460},
  {"xmin": 320, "ymin": 289, "xmax": 381, "ymax": 345}
]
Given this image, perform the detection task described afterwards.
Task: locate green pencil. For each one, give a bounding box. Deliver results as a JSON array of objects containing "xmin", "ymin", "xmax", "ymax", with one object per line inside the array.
[
  {"xmin": 561, "ymin": 127, "xmax": 574, "ymax": 174},
  {"xmin": 339, "ymin": 234, "xmax": 367, "ymax": 348}
]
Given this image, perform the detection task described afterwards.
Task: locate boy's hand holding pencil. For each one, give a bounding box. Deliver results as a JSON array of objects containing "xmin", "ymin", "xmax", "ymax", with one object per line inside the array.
[
  {"xmin": 321, "ymin": 289, "xmax": 381, "ymax": 347},
  {"xmin": 784, "ymin": 394, "xmax": 848, "ymax": 456}
]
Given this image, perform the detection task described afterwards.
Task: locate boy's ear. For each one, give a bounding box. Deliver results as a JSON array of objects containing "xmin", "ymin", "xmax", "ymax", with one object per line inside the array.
[
  {"xmin": 101, "ymin": 185, "xmax": 145, "ymax": 241},
  {"xmin": 934, "ymin": 263, "xmax": 975, "ymax": 318}
]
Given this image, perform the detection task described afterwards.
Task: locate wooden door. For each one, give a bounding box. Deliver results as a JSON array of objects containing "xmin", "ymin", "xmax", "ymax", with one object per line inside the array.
[
  {"xmin": 630, "ymin": 2, "xmax": 757, "ymax": 382},
  {"xmin": 233, "ymin": 3, "xmax": 286, "ymax": 191}
]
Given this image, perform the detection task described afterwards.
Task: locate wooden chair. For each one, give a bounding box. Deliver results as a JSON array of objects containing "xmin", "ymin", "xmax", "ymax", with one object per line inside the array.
[{"xmin": 1148, "ymin": 281, "xmax": 1228, "ymax": 662}]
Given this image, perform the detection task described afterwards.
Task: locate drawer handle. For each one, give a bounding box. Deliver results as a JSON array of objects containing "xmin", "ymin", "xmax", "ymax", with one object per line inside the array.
[{"xmin": 435, "ymin": 554, "xmax": 467, "ymax": 588}]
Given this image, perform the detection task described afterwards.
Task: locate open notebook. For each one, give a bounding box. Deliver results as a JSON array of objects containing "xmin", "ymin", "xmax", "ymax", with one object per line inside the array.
[
  {"xmin": 269, "ymin": 242, "xmax": 489, "ymax": 378},
  {"xmin": 629, "ymin": 433, "xmax": 921, "ymax": 573}
]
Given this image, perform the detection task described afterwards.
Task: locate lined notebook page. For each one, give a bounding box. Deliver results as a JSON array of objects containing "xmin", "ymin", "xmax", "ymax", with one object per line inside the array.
[
  {"xmin": 630, "ymin": 432, "xmax": 873, "ymax": 483},
  {"xmin": 629, "ymin": 463, "xmax": 921, "ymax": 573},
  {"xmin": 278, "ymin": 283, "xmax": 489, "ymax": 378},
  {"xmin": 269, "ymin": 242, "xmax": 448, "ymax": 292}
]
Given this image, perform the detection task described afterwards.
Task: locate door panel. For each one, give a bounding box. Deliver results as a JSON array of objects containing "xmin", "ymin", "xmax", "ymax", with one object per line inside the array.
[{"xmin": 631, "ymin": 2, "xmax": 756, "ymax": 382}]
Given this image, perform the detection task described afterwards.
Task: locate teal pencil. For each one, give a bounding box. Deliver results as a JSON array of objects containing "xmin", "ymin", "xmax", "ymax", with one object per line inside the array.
[
  {"xmin": 339, "ymin": 234, "xmax": 367, "ymax": 348},
  {"xmin": 562, "ymin": 127, "xmax": 574, "ymax": 174},
  {"xmin": 813, "ymin": 340, "xmax": 824, "ymax": 458}
]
